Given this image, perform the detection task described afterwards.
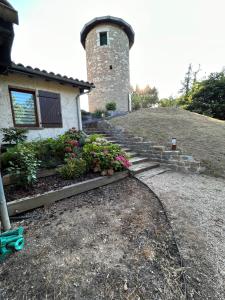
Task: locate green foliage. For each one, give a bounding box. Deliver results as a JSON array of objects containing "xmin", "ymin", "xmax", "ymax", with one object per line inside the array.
[
  {"xmin": 81, "ymin": 110, "xmax": 91, "ymax": 116},
  {"xmin": 187, "ymin": 71, "xmax": 225, "ymax": 120},
  {"xmin": 63, "ymin": 127, "xmax": 86, "ymax": 146},
  {"xmin": 92, "ymin": 109, "xmax": 108, "ymax": 118},
  {"xmin": 57, "ymin": 158, "xmax": 87, "ymax": 179},
  {"xmin": 131, "ymin": 85, "xmax": 159, "ymax": 110},
  {"xmin": 1, "ymin": 128, "xmax": 86, "ymax": 171},
  {"xmin": 179, "ymin": 64, "xmax": 201, "ymax": 107},
  {"xmin": 160, "ymin": 97, "xmax": 178, "ymax": 107},
  {"xmin": 1, "ymin": 128, "xmax": 28, "ymax": 144},
  {"xmin": 82, "ymin": 136, "xmax": 131, "ymax": 175},
  {"xmin": 1, "ymin": 147, "xmax": 20, "ymax": 171},
  {"xmin": 106, "ymin": 102, "xmax": 117, "ymax": 111},
  {"xmin": 7, "ymin": 144, "xmax": 40, "ymax": 187},
  {"xmin": 85, "ymin": 134, "xmax": 104, "ymax": 143},
  {"xmin": 28, "ymin": 138, "xmax": 65, "ymax": 169}
]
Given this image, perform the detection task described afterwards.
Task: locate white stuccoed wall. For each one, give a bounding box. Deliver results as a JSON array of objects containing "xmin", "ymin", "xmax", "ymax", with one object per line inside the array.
[{"xmin": 0, "ymin": 73, "xmax": 81, "ymax": 142}]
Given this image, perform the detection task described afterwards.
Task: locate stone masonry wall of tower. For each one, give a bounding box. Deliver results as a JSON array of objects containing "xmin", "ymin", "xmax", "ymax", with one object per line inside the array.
[{"xmin": 85, "ymin": 23, "xmax": 130, "ymax": 112}]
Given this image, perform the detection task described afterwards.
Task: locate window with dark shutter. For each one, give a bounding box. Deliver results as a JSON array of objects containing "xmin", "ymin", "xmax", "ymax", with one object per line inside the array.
[{"xmin": 38, "ymin": 91, "xmax": 62, "ymax": 128}]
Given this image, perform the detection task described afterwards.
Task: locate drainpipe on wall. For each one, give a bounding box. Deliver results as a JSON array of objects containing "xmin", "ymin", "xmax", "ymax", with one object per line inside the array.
[
  {"xmin": 76, "ymin": 88, "xmax": 92, "ymax": 131},
  {"xmin": 0, "ymin": 171, "xmax": 11, "ymax": 231},
  {"xmin": 128, "ymin": 93, "xmax": 132, "ymax": 112},
  {"xmin": 76, "ymin": 94, "xmax": 82, "ymax": 131}
]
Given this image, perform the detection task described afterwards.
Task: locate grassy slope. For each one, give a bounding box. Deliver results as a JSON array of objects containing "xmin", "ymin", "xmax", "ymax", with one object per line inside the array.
[{"xmin": 110, "ymin": 107, "xmax": 225, "ymax": 177}]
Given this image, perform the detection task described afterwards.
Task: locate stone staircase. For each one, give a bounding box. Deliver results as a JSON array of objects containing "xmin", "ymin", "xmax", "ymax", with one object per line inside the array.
[
  {"xmin": 84, "ymin": 127, "xmax": 160, "ymax": 175},
  {"xmin": 83, "ymin": 120, "xmax": 204, "ymax": 175}
]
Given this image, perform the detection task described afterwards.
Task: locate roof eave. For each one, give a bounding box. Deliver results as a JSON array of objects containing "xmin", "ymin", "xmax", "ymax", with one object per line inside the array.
[
  {"xmin": 0, "ymin": 2, "xmax": 19, "ymax": 24},
  {"xmin": 80, "ymin": 16, "xmax": 134, "ymax": 49},
  {"xmin": 8, "ymin": 64, "xmax": 94, "ymax": 90}
]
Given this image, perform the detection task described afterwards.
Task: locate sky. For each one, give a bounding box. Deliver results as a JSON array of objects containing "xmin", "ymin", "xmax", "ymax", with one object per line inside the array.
[{"xmin": 10, "ymin": 0, "xmax": 225, "ymax": 110}]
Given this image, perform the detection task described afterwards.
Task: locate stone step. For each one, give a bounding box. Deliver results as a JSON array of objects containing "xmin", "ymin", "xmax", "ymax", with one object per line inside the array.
[
  {"xmin": 121, "ymin": 147, "xmax": 133, "ymax": 152},
  {"xmin": 126, "ymin": 151, "xmax": 138, "ymax": 157},
  {"xmin": 129, "ymin": 161, "xmax": 160, "ymax": 175},
  {"xmin": 135, "ymin": 167, "xmax": 171, "ymax": 180},
  {"xmin": 129, "ymin": 156, "xmax": 149, "ymax": 165},
  {"xmin": 105, "ymin": 139, "xmax": 118, "ymax": 143}
]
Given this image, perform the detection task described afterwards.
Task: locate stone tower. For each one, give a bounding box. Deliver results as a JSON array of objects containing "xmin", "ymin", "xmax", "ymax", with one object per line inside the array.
[{"xmin": 80, "ymin": 16, "xmax": 134, "ymax": 112}]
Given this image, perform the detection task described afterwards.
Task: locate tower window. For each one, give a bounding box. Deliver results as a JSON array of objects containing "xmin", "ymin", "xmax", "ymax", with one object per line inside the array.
[
  {"xmin": 109, "ymin": 65, "xmax": 113, "ymax": 69},
  {"xmin": 99, "ymin": 32, "xmax": 108, "ymax": 46}
]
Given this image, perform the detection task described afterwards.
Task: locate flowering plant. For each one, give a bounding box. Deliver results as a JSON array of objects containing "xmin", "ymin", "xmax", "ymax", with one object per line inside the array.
[
  {"xmin": 82, "ymin": 137, "xmax": 131, "ymax": 176},
  {"xmin": 64, "ymin": 139, "xmax": 82, "ymax": 160},
  {"xmin": 115, "ymin": 155, "xmax": 131, "ymax": 168}
]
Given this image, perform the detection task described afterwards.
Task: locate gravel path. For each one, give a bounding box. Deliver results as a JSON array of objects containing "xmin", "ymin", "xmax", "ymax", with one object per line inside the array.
[{"xmin": 135, "ymin": 169, "xmax": 225, "ymax": 300}]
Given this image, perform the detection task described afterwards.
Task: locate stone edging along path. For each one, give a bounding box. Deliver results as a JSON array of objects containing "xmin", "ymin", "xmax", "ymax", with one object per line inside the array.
[
  {"xmin": 7, "ymin": 171, "xmax": 128, "ymax": 216},
  {"xmin": 135, "ymin": 169, "xmax": 225, "ymax": 299}
]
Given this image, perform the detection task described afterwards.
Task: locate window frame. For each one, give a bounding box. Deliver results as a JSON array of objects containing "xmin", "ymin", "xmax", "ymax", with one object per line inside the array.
[
  {"xmin": 9, "ymin": 87, "xmax": 39, "ymax": 128},
  {"xmin": 99, "ymin": 31, "xmax": 108, "ymax": 46}
]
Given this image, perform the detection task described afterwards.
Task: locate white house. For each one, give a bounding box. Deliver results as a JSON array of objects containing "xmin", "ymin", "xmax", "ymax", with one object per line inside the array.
[{"xmin": 0, "ymin": 63, "xmax": 94, "ymax": 142}]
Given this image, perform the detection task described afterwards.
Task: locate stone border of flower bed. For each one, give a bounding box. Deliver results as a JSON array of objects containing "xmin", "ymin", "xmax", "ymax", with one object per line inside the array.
[{"xmin": 7, "ymin": 171, "xmax": 129, "ymax": 216}]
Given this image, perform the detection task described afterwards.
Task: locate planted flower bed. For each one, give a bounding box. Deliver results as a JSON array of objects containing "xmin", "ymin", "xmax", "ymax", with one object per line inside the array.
[{"xmin": 1, "ymin": 127, "xmax": 131, "ymax": 213}]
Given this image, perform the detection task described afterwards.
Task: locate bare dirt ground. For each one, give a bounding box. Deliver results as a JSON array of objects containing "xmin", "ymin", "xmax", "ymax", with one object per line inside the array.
[
  {"xmin": 0, "ymin": 177, "xmax": 185, "ymax": 300},
  {"xmin": 110, "ymin": 107, "xmax": 225, "ymax": 177},
  {"xmin": 136, "ymin": 169, "xmax": 225, "ymax": 300}
]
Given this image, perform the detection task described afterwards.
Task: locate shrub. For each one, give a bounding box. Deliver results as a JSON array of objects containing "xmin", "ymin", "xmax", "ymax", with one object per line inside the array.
[
  {"xmin": 63, "ymin": 128, "xmax": 86, "ymax": 146},
  {"xmin": 81, "ymin": 110, "xmax": 91, "ymax": 116},
  {"xmin": 92, "ymin": 109, "xmax": 107, "ymax": 118},
  {"xmin": 29, "ymin": 138, "xmax": 65, "ymax": 169},
  {"xmin": 7, "ymin": 144, "xmax": 40, "ymax": 187},
  {"xmin": 57, "ymin": 158, "xmax": 87, "ymax": 179},
  {"xmin": 1, "ymin": 146, "xmax": 20, "ymax": 171},
  {"xmin": 1, "ymin": 128, "xmax": 28, "ymax": 144},
  {"xmin": 106, "ymin": 102, "xmax": 117, "ymax": 111},
  {"xmin": 64, "ymin": 139, "xmax": 82, "ymax": 160},
  {"xmin": 82, "ymin": 136, "xmax": 131, "ymax": 175}
]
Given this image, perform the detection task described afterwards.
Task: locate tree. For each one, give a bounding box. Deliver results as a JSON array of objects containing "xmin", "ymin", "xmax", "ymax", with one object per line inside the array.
[
  {"xmin": 160, "ymin": 96, "xmax": 177, "ymax": 107},
  {"xmin": 179, "ymin": 64, "xmax": 201, "ymax": 107},
  {"xmin": 131, "ymin": 85, "xmax": 159, "ymax": 110},
  {"xmin": 187, "ymin": 71, "xmax": 225, "ymax": 120}
]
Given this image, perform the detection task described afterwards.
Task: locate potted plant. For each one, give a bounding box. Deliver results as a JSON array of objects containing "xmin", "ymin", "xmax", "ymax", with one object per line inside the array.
[{"xmin": 106, "ymin": 102, "xmax": 117, "ymax": 116}]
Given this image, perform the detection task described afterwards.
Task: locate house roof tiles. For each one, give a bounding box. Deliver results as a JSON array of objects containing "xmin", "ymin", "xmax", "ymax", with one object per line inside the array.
[{"xmin": 7, "ymin": 62, "xmax": 94, "ymax": 90}]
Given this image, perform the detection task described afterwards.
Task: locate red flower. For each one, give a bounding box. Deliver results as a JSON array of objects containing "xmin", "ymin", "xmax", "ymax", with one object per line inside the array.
[
  {"xmin": 68, "ymin": 140, "xmax": 79, "ymax": 147},
  {"xmin": 65, "ymin": 146, "xmax": 72, "ymax": 153}
]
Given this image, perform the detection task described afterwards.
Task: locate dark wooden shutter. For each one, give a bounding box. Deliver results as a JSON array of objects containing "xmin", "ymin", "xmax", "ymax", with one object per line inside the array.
[{"xmin": 38, "ymin": 91, "xmax": 62, "ymax": 128}]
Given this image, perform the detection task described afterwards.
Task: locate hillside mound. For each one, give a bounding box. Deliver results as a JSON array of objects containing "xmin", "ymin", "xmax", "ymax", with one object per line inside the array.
[{"xmin": 110, "ymin": 107, "xmax": 225, "ymax": 177}]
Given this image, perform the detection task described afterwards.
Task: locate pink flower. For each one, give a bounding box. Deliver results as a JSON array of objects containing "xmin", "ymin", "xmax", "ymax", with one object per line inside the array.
[{"xmin": 115, "ymin": 155, "xmax": 131, "ymax": 168}]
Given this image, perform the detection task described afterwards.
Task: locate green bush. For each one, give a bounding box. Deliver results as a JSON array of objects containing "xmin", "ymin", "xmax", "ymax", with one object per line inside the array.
[
  {"xmin": 28, "ymin": 138, "xmax": 65, "ymax": 169},
  {"xmin": 106, "ymin": 102, "xmax": 117, "ymax": 111},
  {"xmin": 57, "ymin": 158, "xmax": 87, "ymax": 179},
  {"xmin": 81, "ymin": 110, "xmax": 91, "ymax": 116},
  {"xmin": 1, "ymin": 146, "xmax": 20, "ymax": 171},
  {"xmin": 160, "ymin": 97, "xmax": 178, "ymax": 107},
  {"xmin": 1, "ymin": 128, "xmax": 28, "ymax": 144},
  {"xmin": 92, "ymin": 109, "xmax": 108, "ymax": 118},
  {"xmin": 7, "ymin": 144, "xmax": 40, "ymax": 187}
]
